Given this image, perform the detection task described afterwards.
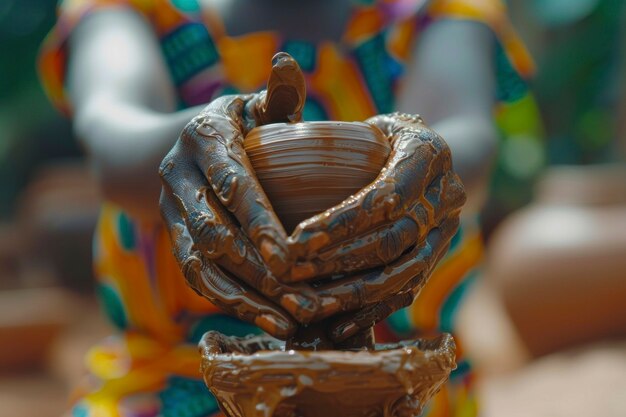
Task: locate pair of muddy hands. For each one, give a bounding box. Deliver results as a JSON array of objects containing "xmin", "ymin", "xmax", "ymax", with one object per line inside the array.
[{"xmin": 159, "ymin": 53, "xmax": 465, "ymax": 346}]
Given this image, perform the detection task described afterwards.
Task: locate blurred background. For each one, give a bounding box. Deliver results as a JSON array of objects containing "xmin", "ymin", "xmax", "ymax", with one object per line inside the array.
[{"xmin": 0, "ymin": 0, "xmax": 625, "ymax": 416}]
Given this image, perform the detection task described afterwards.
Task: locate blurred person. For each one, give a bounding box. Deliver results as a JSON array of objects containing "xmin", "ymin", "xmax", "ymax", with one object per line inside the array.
[
  {"xmin": 485, "ymin": 0, "xmax": 626, "ymax": 358},
  {"xmin": 38, "ymin": 0, "xmax": 533, "ymax": 416}
]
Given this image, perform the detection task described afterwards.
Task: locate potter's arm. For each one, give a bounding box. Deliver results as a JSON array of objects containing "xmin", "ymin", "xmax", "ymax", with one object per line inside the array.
[
  {"xmin": 67, "ymin": 8, "xmax": 204, "ymax": 221},
  {"xmin": 396, "ymin": 19, "xmax": 498, "ymax": 213}
]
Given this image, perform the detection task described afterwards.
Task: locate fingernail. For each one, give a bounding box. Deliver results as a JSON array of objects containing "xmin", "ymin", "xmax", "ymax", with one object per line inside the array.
[
  {"xmin": 332, "ymin": 322, "xmax": 358, "ymax": 341},
  {"xmin": 289, "ymin": 262, "xmax": 316, "ymax": 282},
  {"xmin": 260, "ymin": 239, "xmax": 290, "ymax": 277},
  {"xmin": 281, "ymin": 294, "xmax": 317, "ymax": 323},
  {"xmin": 255, "ymin": 314, "xmax": 288, "ymax": 337},
  {"xmin": 306, "ymin": 232, "xmax": 330, "ymax": 253},
  {"xmin": 281, "ymin": 293, "xmax": 313, "ymax": 312}
]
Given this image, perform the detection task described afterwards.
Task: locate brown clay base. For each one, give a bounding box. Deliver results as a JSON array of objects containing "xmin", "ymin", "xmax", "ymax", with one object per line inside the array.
[{"xmin": 199, "ymin": 332, "xmax": 456, "ymax": 417}]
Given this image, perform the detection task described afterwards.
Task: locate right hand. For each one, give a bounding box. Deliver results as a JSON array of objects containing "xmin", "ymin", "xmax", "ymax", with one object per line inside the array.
[
  {"xmin": 285, "ymin": 113, "xmax": 466, "ymax": 341},
  {"xmin": 159, "ymin": 53, "xmax": 319, "ymax": 339}
]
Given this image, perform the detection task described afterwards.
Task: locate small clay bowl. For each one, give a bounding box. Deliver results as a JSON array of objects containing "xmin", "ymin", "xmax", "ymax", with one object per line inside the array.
[
  {"xmin": 200, "ymin": 332, "xmax": 456, "ymax": 417},
  {"xmin": 244, "ymin": 121, "xmax": 390, "ymax": 233}
]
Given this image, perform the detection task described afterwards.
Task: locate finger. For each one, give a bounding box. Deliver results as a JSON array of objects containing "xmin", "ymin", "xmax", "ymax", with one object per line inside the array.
[
  {"xmin": 208, "ymin": 52, "xmax": 303, "ymax": 273},
  {"xmin": 423, "ymin": 170, "xmax": 466, "ymax": 224},
  {"xmin": 194, "ymin": 261, "xmax": 297, "ymax": 340},
  {"xmin": 328, "ymin": 215, "xmax": 462, "ymax": 342},
  {"xmin": 159, "ymin": 188, "xmax": 297, "ymax": 340},
  {"xmin": 311, "ymin": 214, "xmax": 461, "ymax": 323},
  {"xmin": 200, "ymin": 330, "xmax": 250, "ymax": 356},
  {"xmin": 200, "ymin": 331, "xmax": 278, "ymax": 356},
  {"xmin": 287, "ymin": 169, "xmax": 465, "ymax": 281},
  {"xmin": 288, "ymin": 217, "xmax": 420, "ymax": 281},
  {"xmin": 287, "ymin": 113, "xmax": 453, "ymax": 276},
  {"xmin": 159, "ymin": 153, "xmax": 320, "ymax": 323},
  {"xmin": 160, "ymin": 141, "xmax": 240, "ymax": 264},
  {"xmin": 199, "ymin": 187, "xmax": 321, "ymax": 324}
]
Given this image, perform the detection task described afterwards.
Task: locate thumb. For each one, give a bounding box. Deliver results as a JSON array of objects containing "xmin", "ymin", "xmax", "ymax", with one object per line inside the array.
[{"xmin": 256, "ymin": 52, "xmax": 306, "ymax": 125}]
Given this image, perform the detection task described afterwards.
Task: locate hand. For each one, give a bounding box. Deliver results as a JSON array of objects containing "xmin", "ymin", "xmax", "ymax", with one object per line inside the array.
[
  {"xmin": 289, "ymin": 113, "xmax": 466, "ymax": 341},
  {"xmin": 159, "ymin": 53, "xmax": 317, "ymax": 339},
  {"xmin": 284, "ymin": 113, "xmax": 465, "ymax": 279}
]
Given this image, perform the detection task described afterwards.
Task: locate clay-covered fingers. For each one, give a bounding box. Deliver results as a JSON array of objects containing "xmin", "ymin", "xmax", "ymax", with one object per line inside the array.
[
  {"xmin": 288, "ymin": 217, "xmax": 420, "ymax": 280},
  {"xmin": 330, "ymin": 291, "xmax": 416, "ymax": 342},
  {"xmin": 286, "ymin": 168, "xmax": 465, "ymax": 281},
  {"xmin": 165, "ymin": 54, "xmax": 306, "ymax": 278},
  {"xmin": 199, "ymin": 187, "xmax": 322, "ymax": 324},
  {"xmin": 179, "ymin": 99, "xmax": 290, "ymax": 277},
  {"xmin": 310, "ymin": 214, "xmax": 461, "ymax": 325},
  {"xmin": 192, "ymin": 261, "xmax": 297, "ymax": 340},
  {"xmin": 159, "ymin": 157, "xmax": 320, "ymax": 324},
  {"xmin": 286, "ymin": 113, "xmax": 454, "ymax": 281},
  {"xmin": 327, "ymin": 219, "xmax": 461, "ymax": 342},
  {"xmin": 159, "ymin": 190, "xmax": 297, "ymax": 339}
]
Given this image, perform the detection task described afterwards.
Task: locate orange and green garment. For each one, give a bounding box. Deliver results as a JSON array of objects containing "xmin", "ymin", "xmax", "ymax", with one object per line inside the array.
[{"xmin": 39, "ymin": 1, "xmax": 538, "ymax": 416}]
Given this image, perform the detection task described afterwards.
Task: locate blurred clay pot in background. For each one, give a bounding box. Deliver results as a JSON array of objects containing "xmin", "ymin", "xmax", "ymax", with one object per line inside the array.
[
  {"xmin": 486, "ymin": 164, "xmax": 626, "ymax": 357},
  {"xmin": 244, "ymin": 121, "xmax": 390, "ymax": 233}
]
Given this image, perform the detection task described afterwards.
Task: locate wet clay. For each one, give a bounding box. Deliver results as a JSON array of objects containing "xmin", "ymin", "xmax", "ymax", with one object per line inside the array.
[
  {"xmin": 160, "ymin": 52, "xmax": 464, "ymax": 416},
  {"xmin": 200, "ymin": 332, "xmax": 456, "ymax": 417},
  {"xmin": 244, "ymin": 121, "xmax": 391, "ymax": 233}
]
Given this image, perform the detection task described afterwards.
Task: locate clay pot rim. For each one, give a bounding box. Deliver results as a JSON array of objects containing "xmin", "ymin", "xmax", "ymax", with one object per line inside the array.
[
  {"xmin": 249, "ymin": 120, "xmax": 378, "ymax": 136},
  {"xmin": 200, "ymin": 333, "xmax": 457, "ymax": 417},
  {"xmin": 199, "ymin": 332, "xmax": 456, "ymax": 368},
  {"xmin": 245, "ymin": 121, "xmax": 388, "ymax": 150}
]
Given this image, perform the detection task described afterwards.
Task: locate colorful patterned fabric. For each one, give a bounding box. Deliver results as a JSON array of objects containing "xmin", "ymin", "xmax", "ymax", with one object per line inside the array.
[{"xmin": 39, "ymin": 1, "xmax": 534, "ymax": 417}]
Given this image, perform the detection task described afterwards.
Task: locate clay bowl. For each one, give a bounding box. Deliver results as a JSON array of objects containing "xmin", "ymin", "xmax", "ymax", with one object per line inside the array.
[
  {"xmin": 244, "ymin": 121, "xmax": 391, "ymax": 233},
  {"xmin": 200, "ymin": 332, "xmax": 456, "ymax": 417}
]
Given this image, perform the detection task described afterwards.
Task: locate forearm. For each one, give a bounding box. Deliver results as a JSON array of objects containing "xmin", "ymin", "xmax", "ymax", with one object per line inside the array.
[
  {"xmin": 75, "ymin": 97, "xmax": 203, "ymax": 221},
  {"xmin": 431, "ymin": 114, "xmax": 498, "ymax": 214},
  {"xmin": 395, "ymin": 19, "xmax": 498, "ymax": 215},
  {"xmin": 66, "ymin": 8, "xmax": 205, "ymax": 221}
]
